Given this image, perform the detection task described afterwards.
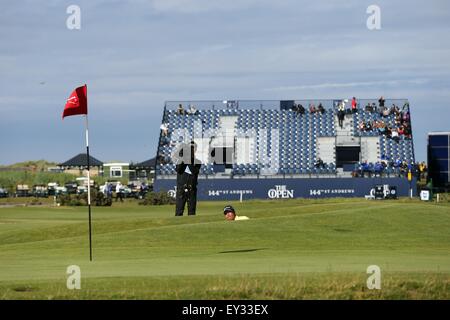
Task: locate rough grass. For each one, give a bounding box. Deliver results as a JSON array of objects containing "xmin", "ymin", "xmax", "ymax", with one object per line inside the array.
[
  {"xmin": 1, "ymin": 273, "xmax": 448, "ymax": 300},
  {"xmin": 0, "ymin": 198, "xmax": 449, "ymax": 299}
]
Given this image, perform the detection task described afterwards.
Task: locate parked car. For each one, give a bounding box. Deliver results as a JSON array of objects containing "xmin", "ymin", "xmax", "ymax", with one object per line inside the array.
[
  {"xmin": 64, "ymin": 182, "xmax": 78, "ymax": 194},
  {"xmin": 120, "ymin": 185, "xmax": 133, "ymax": 198},
  {"xmin": 32, "ymin": 185, "xmax": 48, "ymax": 198},
  {"xmin": 55, "ymin": 186, "xmax": 68, "ymax": 196},
  {"xmin": 16, "ymin": 184, "xmax": 30, "ymax": 197},
  {"xmin": 76, "ymin": 186, "xmax": 87, "ymax": 195},
  {"xmin": 47, "ymin": 182, "xmax": 58, "ymax": 196},
  {"xmin": 0, "ymin": 187, "xmax": 9, "ymax": 198}
]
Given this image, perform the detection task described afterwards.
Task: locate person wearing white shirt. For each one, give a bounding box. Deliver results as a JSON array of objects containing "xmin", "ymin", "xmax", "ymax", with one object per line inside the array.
[
  {"xmin": 188, "ymin": 105, "xmax": 197, "ymax": 115},
  {"xmin": 160, "ymin": 123, "xmax": 168, "ymax": 136},
  {"xmin": 115, "ymin": 182, "xmax": 123, "ymax": 202}
]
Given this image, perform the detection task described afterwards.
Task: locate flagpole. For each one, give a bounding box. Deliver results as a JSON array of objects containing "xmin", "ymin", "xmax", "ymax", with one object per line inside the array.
[{"xmin": 85, "ymin": 115, "xmax": 93, "ymax": 261}]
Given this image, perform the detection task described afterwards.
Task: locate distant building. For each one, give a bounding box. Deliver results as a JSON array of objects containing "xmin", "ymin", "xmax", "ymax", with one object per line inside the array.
[
  {"xmin": 59, "ymin": 153, "xmax": 103, "ymax": 177},
  {"xmin": 58, "ymin": 154, "xmax": 156, "ymax": 182},
  {"xmin": 129, "ymin": 158, "xmax": 156, "ymax": 181},
  {"xmin": 428, "ymin": 132, "xmax": 450, "ymax": 189},
  {"xmin": 103, "ymin": 162, "xmax": 131, "ymax": 180}
]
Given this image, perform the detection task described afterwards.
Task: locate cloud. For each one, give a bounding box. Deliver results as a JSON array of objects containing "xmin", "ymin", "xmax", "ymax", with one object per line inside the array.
[
  {"xmin": 265, "ymin": 79, "xmax": 430, "ymax": 92},
  {"xmin": 1, "ymin": 0, "xmax": 450, "ymax": 164},
  {"xmin": 148, "ymin": 0, "xmax": 271, "ymax": 14}
]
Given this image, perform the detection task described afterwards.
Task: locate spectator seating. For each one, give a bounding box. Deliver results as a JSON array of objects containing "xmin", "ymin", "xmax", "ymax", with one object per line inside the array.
[{"xmin": 156, "ymin": 100, "xmax": 414, "ymax": 177}]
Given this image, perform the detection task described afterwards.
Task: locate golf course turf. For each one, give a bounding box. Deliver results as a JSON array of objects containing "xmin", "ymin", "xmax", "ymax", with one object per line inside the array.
[{"xmin": 0, "ymin": 198, "xmax": 449, "ymax": 299}]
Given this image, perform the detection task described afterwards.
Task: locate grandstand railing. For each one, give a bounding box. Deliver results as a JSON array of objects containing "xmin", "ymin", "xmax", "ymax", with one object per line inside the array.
[{"xmin": 164, "ymin": 99, "xmax": 409, "ymax": 111}]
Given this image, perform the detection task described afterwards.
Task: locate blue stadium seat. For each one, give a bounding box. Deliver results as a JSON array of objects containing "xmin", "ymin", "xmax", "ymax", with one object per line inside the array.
[{"xmin": 157, "ymin": 100, "xmax": 414, "ymax": 177}]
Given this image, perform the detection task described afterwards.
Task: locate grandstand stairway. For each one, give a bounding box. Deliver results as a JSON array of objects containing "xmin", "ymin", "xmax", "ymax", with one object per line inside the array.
[
  {"xmin": 360, "ymin": 136, "xmax": 380, "ymax": 164},
  {"xmin": 207, "ymin": 116, "xmax": 240, "ymax": 175},
  {"xmin": 336, "ymin": 113, "xmax": 359, "ymax": 147},
  {"xmin": 317, "ymin": 137, "xmax": 336, "ymax": 164},
  {"xmin": 219, "ymin": 116, "xmax": 238, "ymax": 131}
]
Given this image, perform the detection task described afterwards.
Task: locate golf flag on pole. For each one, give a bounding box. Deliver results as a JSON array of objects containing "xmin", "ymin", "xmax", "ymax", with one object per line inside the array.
[
  {"xmin": 62, "ymin": 84, "xmax": 93, "ymax": 261},
  {"xmin": 62, "ymin": 85, "xmax": 88, "ymax": 119}
]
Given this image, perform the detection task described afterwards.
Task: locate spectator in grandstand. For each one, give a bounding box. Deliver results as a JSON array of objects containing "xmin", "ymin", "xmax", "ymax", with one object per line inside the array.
[
  {"xmin": 297, "ymin": 103, "xmax": 305, "ymax": 115},
  {"xmin": 385, "ymin": 125, "xmax": 392, "ymax": 137},
  {"xmin": 402, "ymin": 101, "xmax": 410, "ymax": 112},
  {"xmin": 371, "ymin": 102, "xmax": 377, "ymax": 113},
  {"xmin": 391, "ymin": 128, "xmax": 400, "ymax": 143},
  {"xmin": 392, "ymin": 104, "xmax": 400, "ymax": 115},
  {"xmin": 382, "ymin": 106, "xmax": 390, "ymax": 117},
  {"xmin": 374, "ymin": 162, "xmax": 384, "ymax": 175},
  {"xmin": 337, "ymin": 101, "xmax": 345, "ymax": 128},
  {"xmin": 378, "ymin": 96, "xmax": 385, "ymax": 108},
  {"xmin": 351, "ymin": 97, "xmax": 357, "ymax": 113},
  {"xmin": 395, "ymin": 113, "xmax": 402, "ymax": 126},
  {"xmin": 360, "ymin": 161, "xmax": 370, "ymax": 176},
  {"xmin": 388, "ymin": 104, "xmax": 395, "ymax": 115},
  {"xmin": 160, "ymin": 122, "xmax": 169, "ymax": 136},
  {"xmin": 318, "ymin": 102, "xmax": 326, "ymax": 114},
  {"xmin": 365, "ymin": 102, "xmax": 373, "ymax": 112},
  {"xmin": 403, "ymin": 124, "xmax": 412, "ymax": 139},
  {"xmin": 188, "ymin": 104, "xmax": 198, "ymax": 115},
  {"xmin": 378, "ymin": 122, "xmax": 386, "ymax": 135},
  {"xmin": 314, "ymin": 158, "xmax": 325, "ymax": 168},
  {"xmin": 372, "ymin": 120, "xmax": 379, "ymax": 129},
  {"xmin": 293, "ymin": 103, "xmax": 305, "ymax": 116},
  {"xmin": 309, "ymin": 103, "xmax": 317, "ymax": 114},
  {"xmin": 177, "ymin": 104, "xmax": 185, "ymax": 115},
  {"xmin": 358, "ymin": 121, "xmax": 365, "ymax": 131},
  {"xmin": 402, "ymin": 110, "xmax": 410, "ymax": 123}
]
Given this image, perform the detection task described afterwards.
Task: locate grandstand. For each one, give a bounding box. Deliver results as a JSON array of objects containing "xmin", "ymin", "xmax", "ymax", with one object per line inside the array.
[{"xmin": 154, "ymin": 99, "xmax": 416, "ymax": 200}]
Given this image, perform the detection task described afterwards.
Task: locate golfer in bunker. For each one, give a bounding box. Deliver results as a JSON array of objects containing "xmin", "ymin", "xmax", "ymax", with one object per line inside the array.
[{"xmin": 223, "ymin": 205, "xmax": 249, "ymax": 221}]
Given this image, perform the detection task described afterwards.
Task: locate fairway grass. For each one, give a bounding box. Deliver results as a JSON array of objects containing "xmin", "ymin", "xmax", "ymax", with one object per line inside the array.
[{"xmin": 0, "ymin": 198, "xmax": 449, "ymax": 299}]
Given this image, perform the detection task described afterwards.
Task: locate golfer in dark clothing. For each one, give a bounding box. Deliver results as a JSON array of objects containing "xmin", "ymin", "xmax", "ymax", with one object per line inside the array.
[{"xmin": 174, "ymin": 141, "xmax": 201, "ymax": 216}]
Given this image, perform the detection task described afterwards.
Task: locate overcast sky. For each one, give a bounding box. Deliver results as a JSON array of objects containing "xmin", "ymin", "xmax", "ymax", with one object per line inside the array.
[{"xmin": 1, "ymin": 0, "xmax": 449, "ymax": 164}]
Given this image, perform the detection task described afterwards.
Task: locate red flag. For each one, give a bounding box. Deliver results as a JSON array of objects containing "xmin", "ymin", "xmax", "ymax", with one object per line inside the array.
[{"xmin": 62, "ymin": 85, "xmax": 88, "ymax": 119}]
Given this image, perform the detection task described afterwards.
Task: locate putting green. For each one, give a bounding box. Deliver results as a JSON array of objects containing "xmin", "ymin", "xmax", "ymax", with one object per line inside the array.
[{"xmin": 0, "ymin": 198, "xmax": 449, "ymax": 299}]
